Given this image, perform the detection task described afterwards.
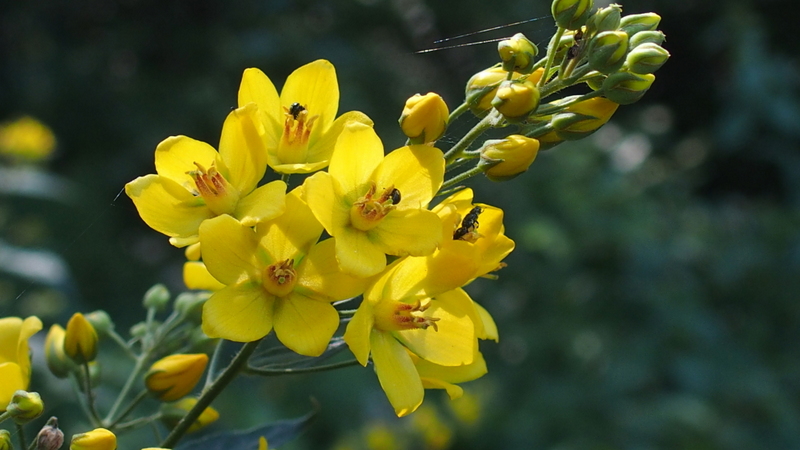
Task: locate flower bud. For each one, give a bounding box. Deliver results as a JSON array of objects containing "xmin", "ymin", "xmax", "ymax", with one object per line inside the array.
[
  {"xmin": 629, "ymin": 30, "xmax": 666, "ymax": 48},
  {"xmin": 84, "ymin": 310, "xmax": 113, "ymax": 336},
  {"xmin": 399, "ymin": 92, "xmax": 449, "ymax": 144},
  {"xmin": 588, "ymin": 3, "xmax": 622, "ymax": 33},
  {"xmin": 492, "ymin": 79, "xmax": 540, "ymax": 119},
  {"xmin": 174, "ymin": 291, "xmax": 210, "ymax": 323},
  {"xmin": 498, "ymin": 33, "xmax": 538, "ymax": 73},
  {"xmin": 0, "ymin": 429, "xmax": 12, "ymax": 450},
  {"xmin": 551, "ymin": 0, "xmax": 593, "ymax": 30},
  {"xmin": 465, "ymin": 67, "xmax": 542, "ymax": 117},
  {"xmin": 64, "ymin": 313, "xmax": 98, "ymax": 364},
  {"xmin": 160, "ymin": 398, "xmax": 219, "ymax": 433},
  {"xmin": 550, "ymin": 96, "xmax": 619, "ymax": 140},
  {"xmin": 145, "ymin": 354, "xmax": 208, "ymax": 401},
  {"xmin": 143, "ymin": 284, "xmax": 170, "ymax": 311},
  {"xmin": 6, "ymin": 391, "xmax": 44, "ymax": 424},
  {"xmin": 602, "ymin": 71, "xmax": 656, "ymax": 105},
  {"xmin": 35, "ymin": 417, "xmax": 64, "ymax": 450},
  {"xmin": 625, "ymin": 42, "xmax": 670, "ymax": 74},
  {"xmin": 130, "ymin": 322, "xmax": 148, "ymax": 339},
  {"xmin": 479, "ymin": 135, "xmax": 540, "ymax": 181},
  {"xmin": 69, "ymin": 428, "xmax": 116, "ymax": 450},
  {"xmin": 184, "ymin": 242, "xmax": 202, "ymax": 261},
  {"xmin": 587, "ymin": 31, "xmax": 629, "ymax": 74},
  {"xmin": 619, "ymin": 12, "xmax": 661, "ymax": 36},
  {"xmin": 44, "ymin": 324, "xmax": 75, "ymax": 378},
  {"xmin": 74, "ymin": 361, "xmax": 101, "ymax": 392}
]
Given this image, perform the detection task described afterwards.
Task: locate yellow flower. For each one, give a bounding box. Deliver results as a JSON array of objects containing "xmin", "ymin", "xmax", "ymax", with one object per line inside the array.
[
  {"xmin": 0, "ymin": 316, "xmax": 43, "ymax": 409},
  {"xmin": 465, "ymin": 67, "xmax": 543, "ymax": 116},
  {"xmin": 344, "ymin": 265, "xmax": 479, "ymax": 417},
  {"xmin": 258, "ymin": 437, "xmax": 268, "ymax": 450},
  {"xmin": 64, "ymin": 313, "xmax": 98, "ymax": 364},
  {"xmin": 238, "ymin": 59, "xmax": 373, "ymax": 174},
  {"xmin": 479, "ymin": 135, "xmax": 540, "ymax": 181},
  {"xmin": 69, "ymin": 428, "xmax": 116, "ymax": 450},
  {"xmin": 199, "ymin": 187, "xmax": 367, "ymax": 355},
  {"xmin": 413, "ymin": 343, "xmax": 489, "ymax": 400},
  {"xmin": 491, "ymin": 79, "xmax": 541, "ymax": 119},
  {"xmin": 305, "ymin": 122, "xmax": 444, "ymax": 278},
  {"xmin": 125, "ymin": 103, "xmax": 287, "ymax": 247},
  {"xmin": 0, "ymin": 116, "xmax": 56, "ymax": 161},
  {"xmin": 399, "ymin": 92, "xmax": 449, "ymax": 144},
  {"xmin": 160, "ymin": 398, "xmax": 219, "ymax": 433},
  {"xmin": 145, "ymin": 354, "xmax": 208, "ymax": 401},
  {"xmin": 183, "ymin": 261, "xmax": 225, "ymax": 291}
]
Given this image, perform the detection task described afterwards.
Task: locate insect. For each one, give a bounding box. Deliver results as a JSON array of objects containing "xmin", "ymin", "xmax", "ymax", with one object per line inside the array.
[
  {"xmin": 389, "ymin": 188, "xmax": 401, "ymax": 205},
  {"xmin": 287, "ymin": 102, "xmax": 306, "ymax": 120},
  {"xmin": 453, "ymin": 206, "xmax": 482, "ymax": 240}
]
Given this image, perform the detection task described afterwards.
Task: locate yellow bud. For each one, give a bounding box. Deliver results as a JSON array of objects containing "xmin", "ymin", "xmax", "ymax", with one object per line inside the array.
[
  {"xmin": 479, "ymin": 135, "xmax": 540, "ymax": 181},
  {"xmin": 0, "ymin": 116, "xmax": 56, "ymax": 161},
  {"xmin": 492, "ymin": 79, "xmax": 541, "ymax": 119},
  {"xmin": 0, "ymin": 430, "xmax": 11, "ymax": 450},
  {"xmin": 69, "ymin": 428, "xmax": 116, "ymax": 450},
  {"xmin": 466, "ymin": 67, "xmax": 518, "ymax": 116},
  {"xmin": 587, "ymin": 31, "xmax": 629, "ymax": 74},
  {"xmin": 34, "ymin": 417, "xmax": 64, "ymax": 450},
  {"xmin": 145, "ymin": 353, "xmax": 208, "ymax": 401},
  {"xmin": 551, "ymin": 96, "xmax": 619, "ymax": 140},
  {"xmin": 6, "ymin": 391, "xmax": 44, "ymax": 424},
  {"xmin": 45, "ymin": 324, "xmax": 75, "ymax": 378},
  {"xmin": 160, "ymin": 398, "xmax": 219, "ymax": 433},
  {"xmin": 551, "ymin": 0, "xmax": 593, "ymax": 30},
  {"xmin": 258, "ymin": 437, "xmax": 268, "ymax": 450},
  {"xmin": 399, "ymin": 92, "xmax": 449, "ymax": 144},
  {"xmin": 498, "ymin": 33, "xmax": 538, "ymax": 73},
  {"xmin": 602, "ymin": 71, "xmax": 656, "ymax": 105},
  {"xmin": 625, "ymin": 42, "xmax": 670, "ymax": 74},
  {"xmin": 64, "ymin": 313, "xmax": 98, "ymax": 364}
]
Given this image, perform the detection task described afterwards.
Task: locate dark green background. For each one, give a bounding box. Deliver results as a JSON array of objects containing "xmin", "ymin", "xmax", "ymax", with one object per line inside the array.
[{"xmin": 2, "ymin": 0, "xmax": 799, "ymax": 449}]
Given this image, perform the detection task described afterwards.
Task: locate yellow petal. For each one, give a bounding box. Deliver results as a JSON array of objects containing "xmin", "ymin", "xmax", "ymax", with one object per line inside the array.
[
  {"xmin": 336, "ymin": 226, "xmax": 386, "ymax": 278},
  {"xmin": 154, "ymin": 135, "xmax": 219, "ymax": 187},
  {"xmin": 304, "ymin": 171, "xmax": 349, "ymax": 235},
  {"xmin": 268, "ymin": 160, "xmax": 331, "ymax": 175},
  {"xmin": 238, "ymin": 67, "xmax": 282, "ymax": 140},
  {"xmin": 234, "ymin": 180, "xmax": 287, "ymax": 227},
  {"xmin": 371, "ymin": 331, "xmax": 424, "ymax": 417},
  {"xmin": 273, "ymin": 293, "xmax": 339, "ymax": 356},
  {"xmin": 218, "ymin": 103, "xmax": 268, "ymax": 195},
  {"xmin": 417, "ymin": 350, "xmax": 487, "ymax": 384},
  {"xmin": 420, "ymin": 377, "xmax": 463, "ymax": 400},
  {"xmin": 257, "ymin": 187, "xmax": 322, "ymax": 262},
  {"xmin": 0, "ymin": 362, "xmax": 26, "ymax": 409},
  {"xmin": 305, "ymin": 111, "xmax": 374, "ymax": 164},
  {"xmin": 183, "ymin": 261, "xmax": 225, "ymax": 291},
  {"xmin": 295, "ymin": 238, "xmax": 368, "ymax": 301},
  {"xmin": 202, "ymin": 283, "xmax": 274, "ymax": 342},
  {"xmin": 343, "ymin": 303, "xmax": 375, "ymax": 366},
  {"xmin": 280, "ymin": 60, "xmax": 339, "ymax": 136},
  {"xmin": 370, "ymin": 208, "xmax": 441, "ymax": 256},
  {"xmin": 372, "ymin": 145, "xmax": 444, "ymax": 209},
  {"xmin": 472, "ymin": 301, "xmax": 499, "ymax": 342},
  {"xmin": 0, "ymin": 317, "xmax": 24, "ymax": 363},
  {"xmin": 199, "ymin": 215, "xmax": 260, "ymax": 285},
  {"xmin": 125, "ymin": 175, "xmax": 212, "ymax": 246},
  {"xmin": 327, "ymin": 122, "xmax": 383, "ymax": 200}
]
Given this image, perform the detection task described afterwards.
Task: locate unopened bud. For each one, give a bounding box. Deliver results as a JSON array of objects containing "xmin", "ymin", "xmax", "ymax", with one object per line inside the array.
[
  {"xmin": 44, "ymin": 324, "xmax": 76, "ymax": 378},
  {"xmin": 160, "ymin": 398, "xmax": 219, "ymax": 433},
  {"xmin": 625, "ymin": 42, "xmax": 670, "ymax": 74},
  {"xmin": 64, "ymin": 313, "xmax": 98, "ymax": 364},
  {"xmin": 174, "ymin": 291, "xmax": 210, "ymax": 323},
  {"xmin": 399, "ymin": 92, "xmax": 449, "ymax": 144},
  {"xmin": 69, "ymin": 428, "xmax": 116, "ymax": 450},
  {"xmin": 492, "ymin": 79, "xmax": 541, "ymax": 119},
  {"xmin": 498, "ymin": 33, "xmax": 538, "ymax": 73},
  {"xmin": 35, "ymin": 417, "xmax": 64, "ymax": 450},
  {"xmin": 550, "ymin": 96, "xmax": 619, "ymax": 140},
  {"xmin": 75, "ymin": 361, "xmax": 101, "ymax": 392},
  {"xmin": 552, "ymin": 0, "xmax": 593, "ymax": 30},
  {"xmin": 84, "ymin": 310, "xmax": 113, "ymax": 336},
  {"xmin": 143, "ymin": 284, "xmax": 170, "ymax": 311},
  {"xmin": 479, "ymin": 135, "xmax": 540, "ymax": 181},
  {"xmin": 465, "ymin": 67, "xmax": 542, "ymax": 117},
  {"xmin": 588, "ymin": 3, "xmax": 622, "ymax": 33},
  {"xmin": 619, "ymin": 12, "xmax": 661, "ymax": 36},
  {"xmin": 629, "ymin": 30, "xmax": 666, "ymax": 48},
  {"xmin": 587, "ymin": 31, "xmax": 629, "ymax": 74},
  {"xmin": 6, "ymin": 390, "xmax": 44, "ymax": 424},
  {"xmin": 145, "ymin": 354, "xmax": 208, "ymax": 401},
  {"xmin": 0, "ymin": 429, "xmax": 11, "ymax": 450},
  {"xmin": 602, "ymin": 71, "xmax": 656, "ymax": 104}
]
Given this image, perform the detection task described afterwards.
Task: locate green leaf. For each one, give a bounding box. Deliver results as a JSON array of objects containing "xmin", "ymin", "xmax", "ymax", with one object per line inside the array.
[
  {"xmin": 175, "ymin": 410, "xmax": 315, "ymax": 450},
  {"xmin": 247, "ymin": 333, "xmax": 350, "ymax": 372}
]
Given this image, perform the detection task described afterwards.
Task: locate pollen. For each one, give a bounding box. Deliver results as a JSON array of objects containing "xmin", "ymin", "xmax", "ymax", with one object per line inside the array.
[
  {"xmin": 282, "ymin": 103, "xmax": 318, "ymax": 147},
  {"xmin": 349, "ymin": 183, "xmax": 401, "ymax": 231},
  {"xmin": 187, "ymin": 162, "xmax": 239, "ymax": 215},
  {"xmin": 262, "ymin": 259, "xmax": 297, "ymax": 297},
  {"xmin": 373, "ymin": 299, "xmax": 440, "ymax": 332}
]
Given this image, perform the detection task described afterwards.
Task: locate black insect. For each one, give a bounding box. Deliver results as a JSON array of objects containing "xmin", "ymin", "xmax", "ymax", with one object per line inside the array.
[
  {"xmin": 389, "ymin": 188, "xmax": 401, "ymax": 205},
  {"xmin": 453, "ymin": 206, "xmax": 482, "ymax": 240},
  {"xmin": 288, "ymin": 102, "xmax": 306, "ymax": 120},
  {"xmin": 567, "ymin": 29, "xmax": 584, "ymax": 60}
]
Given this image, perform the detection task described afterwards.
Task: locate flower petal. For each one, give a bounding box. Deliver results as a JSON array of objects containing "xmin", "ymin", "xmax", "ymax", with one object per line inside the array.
[
  {"xmin": 0, "ymin": 317, "xmax": 23, "ymax": 363},
  {"xmin": 336, "ymin": 226, "xmax": 387, "ymax": 278},
  {"xmin": 343, "ymin": 302, "xmax": 375, "ymax": 366},
  {"xmin": 199, "ymin": 215, "xmax": 260, "ymax": 285},
  {"xmin": 218, "ymin": 103, "xmax": 268, "ymax": 195},
  {"xmin": 371, "ymin": 330, "xmax": 424, "ymax": 417},
  {"xmin": 234, "ymin": 180, "xmax": 287, "ymax": 227},
  {"xmin": 154, "ymin": 136, "xmax": 219, "ymax": 187},
  {"xmin": 0, "ymin": 362, "xmax": 26, "ymax": 409},
  {"xmin": 257, "ymin": 187, "xmax": 322, "ymax": 262},
  {"xmin": 305, "ymin": 110, "xmax": 374, "ymax": 164},
  {"xmin": 280, "ymin": 60, "xmax": 339, "ymax": 136},
  {"xmin": 304, "ymin": 171, "xmax": 349, "ymax": 235},
  {"xmin": 296, "ymin": 238, "xmax": 368, "ymax": 301},
  {"xmin": 238, "ymin": 67, "xmax": 282, "ymax": 140},
  {"xmin": 473, "ymin": 301, "xmax": 499, "ymax": 342},
  {"xmin": 327, "ymin": 122, "xmax": 383, "ymax": 200},
  {"xmin": 183, "ymin": 261, "xmax": 225, "ymax": 291},
  {"xmin": 126, "ymin": 175, "xmax": 212, "ymax": 245},
  {"xmin": 372, "ymin": 145, "xmax": 444, "ymax": 209},
  {"xmin": 420, "ymin": 377, "xmax": 463, "ymax": 400},
  {"xmin": 370, "ymin": 208, "xmax": 441, "ymax": 257},
  {"xmin": 273, "ymin": 293, "xmax": 339, "ymax": 356},
  {"xmin": 202, "ymin": 283, "xmax": 274, "ymax": 342}
]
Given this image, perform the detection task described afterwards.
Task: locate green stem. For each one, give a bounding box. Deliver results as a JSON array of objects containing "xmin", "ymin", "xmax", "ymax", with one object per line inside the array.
[
  {"xmin": 160, "ymin": 339, "xmax": 262, "ymax": 449},
  {"xmin": 444, "ymin": 110, "xmax": 501, "ymax": 165},
  {"xmin": 108, "ymin": 389, "xmax": 149, "ymax": 429},
  {"xmin": 447, "ymin": 102, "xmax": 470, "ymax": 124},
  {"xmin": 337, "ymin": 309, "xmax": 358, "ymax": 317},
  {"xmin": 16, "ymin": 423, "xmax": 27, "ymax": 450},
  {"xmin": 104, "ymin": 353, "xmax": 149, "ymax": 424},
  {"xmin": 246, "ymin": 359, "xmax": 361, "ymax": 376},
  {"xmin": 107, "ymin": 329, "xmax": 137, "ymax": 359},
  {"xmin": 115, "ymin": 413, "xmax": 162, "ymax": 432},
  {"xmin": 281, "ymin": 173, "xmax": 291, "ymax": 185},
  {"xmin": 440, "ymin": 165, "xmax": 485, "ymax": 191},
  {"xmin": 69, "ymin": 372, "xmax": 95, "ymax": 424},
  {"xmin": 82, "ymin": 363, "xmax": 103, "ymax": 426},
  {"xmin": 538, "ymin": 27, "xmax": 565, "ymax": 88},
  {"xmin": 0, "ymin": 411, "xmax": 10, "ymax": 424}
]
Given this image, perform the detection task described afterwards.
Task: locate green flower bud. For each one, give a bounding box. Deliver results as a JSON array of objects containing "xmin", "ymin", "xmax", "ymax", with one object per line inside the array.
[
  {"xmin": 44, "ymin": 324, "xmax": 76, "ymax": 378},
  {"xmin": 130, "ymin": 322, "xmax": 148, "ymax": 339},
  {"xmin": 0, "ymin": 429, "xmax": 12, "ymax": 450},
  {"xmin": 602, "ymin": 71, "xmax": 656, "ymax": 105},
  {"xmin": 69, "ymin": 428, "xmax": 116, "ymax": 450},
  {"xmin": 465, "ymin": 67, "xmax": 543, "ymax": 117},
  {"xmin": 174, "ymin": 292, "xmax": 209, "ymax": 324},
  {"xmin": 6, "ymin": 390, "xmax": 44, "ymax": 424},
  {"xmin": 399, "ymin": 92, "xmax": 449, "ymax": 144},
  {"xmin": 629, "ymin": 30, "xmax": 666, "ymax": 48},
  {"xmin": 588, "ymin": 3, "xmax": 622, "ymax": 33},
  {"xmin": 587, "ymin": 31, "xmax": 629, "ymax": 74},
  {"xmin": 492, "ymin": 79, "xmax": 541, "ymax": 119},
  {"xmin": 479, "ymin": 135, "xmax": 540, "ymax": 181},
  {"xmin": 160, "ymin": 398, "xmax": 219, "ymax": 433},
  {"xmin": 552, "ymin": 0, "xmax": 593, "ymax": 30},
  {"xmin": 498, "ymin": 33, "xmax": 538, "ymax": 73},
  {"xmin": 625, "ymin": 42, "xmax": 670, "ymax": 74},
  {"xmin": 619, "ymin": 12, "xmax": 661, "ymax": 36},
  {"xmin": 143, "ymin": 284, "xmax": 170, "ymax": 311},
  {"xmin": 84, "ymin": 310, "xmax": 113, "ymax": 336},
  {"xmin": 34, "ymin": 417, "xmax": 64, "ymax": 450},
  {"xmin": 64, "ymin": 313, "xmax": 98, "ymax": 364},
  {"xmin": 550, "ymin": 96, "xmax": 619, "ymax": 140}
]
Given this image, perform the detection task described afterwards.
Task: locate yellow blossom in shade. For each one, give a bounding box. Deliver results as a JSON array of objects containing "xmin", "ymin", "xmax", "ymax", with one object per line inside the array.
[
  {"xmin": 413, "ymin": 344, "xmax": 488, "ymax": 400},
  {"xmin": 183, "ymin": 261, "xmax": 225, "ymax": 291},
  {"xmin": 304, "ymin": 122, "xmax": 444, "ymax": 278},
  {"xmin": 125, "ymin": 103, "xmax": 287, "ymax": 248},
  {"xmin": 399, "ymin": 92, "xmax": 449, "ymax": 144},
  {"xmin": 199, "ymin": 187, "xmax": 368, "ymax": 355},
  {"xmin": 160, "ymin": 398, "xmax": 219, "ymax": 433},
  {"xmin": 258, "ymin": 437, "xmax": 268, "ymax": 450},
  {"xmin": 238, "ymin": 59, "xmax": 373, "ymax": 174},
  {"xmin": 70, "ymin": 428, "xmax": 116, "ymax": 450},
  {"xmin": 45, "ymin": 324, "xmax": 75, "ymax": 378},
  {"xmin": 0, "ymin": 316, "xmax": 42, "ymax": 409},
  {"xmin": 64, "ymin": 313, "xmax": 98, "ymax": 364},
  {"xmin": 0, "ymin": 116, "xmax": 56, "ymax": 161},
  {"xmin": 144, "ymin": 353, "xmax": 208, "ymax": 401}
]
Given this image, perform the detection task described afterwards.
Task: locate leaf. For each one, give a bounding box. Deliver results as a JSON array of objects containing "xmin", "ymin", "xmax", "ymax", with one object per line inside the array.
[
  {"xmin": 247, "ymin": 332, "xmax": 351, "ymax": 372},
  {"xmin": 175, "ymin": 409, "xmax": 315, "ymax": 450}
]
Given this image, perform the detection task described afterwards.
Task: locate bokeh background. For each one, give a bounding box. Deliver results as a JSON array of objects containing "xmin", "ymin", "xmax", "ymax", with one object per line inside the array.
[{"xmin": 2, "ymin": 0, "xmax": 799, "ymax": 449}]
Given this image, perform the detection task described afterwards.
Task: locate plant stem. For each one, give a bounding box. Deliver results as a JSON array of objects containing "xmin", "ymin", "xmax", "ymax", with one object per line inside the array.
[
  {"xmin": 447, "ymin": 102, "xmax": 470, "ymax": 124},
  {"xmin": 107, "ymin": 329, "xmax": 137, "ymax": 359},
  {"xmin": 281, "ymin": 173, "xmax": 291, "ymax": 185},
  {"xmin": 105, "ymin": 353, "xmax": 149, "ymax": 424},
  {"xmin": 16, "ymin": 423, "xmax": 27, "ymax": 450},
  {"xmin": 539, "ymin": 27, "xmax": 565, "ymax": 88},
  {"xmin": 246, "ymin": 359, "xmax": 361, "ymax": 376},
  {"xmin": 115, "ymin": 413, "xmax": 162, "ymax": 432},
  {"xmin": 82, "ymin": 363, "xmax": 103, "ymax": 426},
  {"xmin": 441, "ymin": 165, "xmax": 485, "ymax": 191},
  {"xmin": 444, "ymin": 110, "xmax": 500, "ymax": 164},
  {"xmin": 159, "ymin": 339, "xmax": 262, "ymax": 449},
  {"xmin": 108, "ymin": 389, "xmax": 149, "ymax": 429}
]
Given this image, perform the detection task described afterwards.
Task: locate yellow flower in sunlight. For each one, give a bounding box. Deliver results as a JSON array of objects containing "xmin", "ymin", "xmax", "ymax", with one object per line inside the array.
[
  {"xmin": 305, "ymin": 122, "xmax": 444, "ymax": 278},
  {"xmin": 183, "ymin": 261, "xmax": 225, "ymax": 291},
  {"xmin": 199, "ymin": 188, "xmax": 367, "ymax": 355},
  {"xmin": 344, "ymin": 263, "xmax": 479, "ymax": 417},
  {"xmin": 238, "ymin": 59, "xmax": 373, "ymax": 174},
  {"xmin": 0, "ymin": 316, "xmax": 42, "ymax": 409},
  {"xmin": 160, "ymin": 398, "xmax": 219, "ymax": 433},
  {"xmin": 125, "ymin": 103, "xmax": 287, "ymax": 247},
  {"xmin": 69, "ymin": 428, "xmax": 116, "ymax": 450},
  {"xmin": 145, "ymin": 353, "xmax": 208, "ymax": 401},
  {"xmin": 0, "ymin": 116, "xmax": 56, "ymax": 161},
  {"xmin": 399, "ymin": 92, "xmax": 449, "ymax": 144}
]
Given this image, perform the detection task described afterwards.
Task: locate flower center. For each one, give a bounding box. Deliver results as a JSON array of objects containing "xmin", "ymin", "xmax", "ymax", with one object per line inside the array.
[
  {"xmin": 350, "ymin": 183, "xmax": 401, "ymax": 231},
  {"xmin": 453, "ymin": 206, "xmax": 482, "ymax": 243},
  {"xmin": 261, "ymin": 259, "xmax": 297, "ymax": 297},
  {"xmin": 373, "ymin": 299, "xmax": 440, "ymax": 332},
  {"xmin": 276, "ymin": 102, "xmax": 319, "ymax": 164},
  {"xmin": 187, "ymin": 162, "xmax": 240, "ymax": 216}
]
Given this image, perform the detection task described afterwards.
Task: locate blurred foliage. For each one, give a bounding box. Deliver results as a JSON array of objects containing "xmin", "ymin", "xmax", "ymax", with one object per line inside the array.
[{"xmin": 2, "ymin": 0, "xmax": 799, "ymax": 449}]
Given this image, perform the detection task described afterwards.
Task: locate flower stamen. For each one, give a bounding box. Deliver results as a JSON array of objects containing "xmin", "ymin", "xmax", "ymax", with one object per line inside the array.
[
  {"xmin": 350, "ymin": 184, "xmax": 401, "ymax": 231},
  {"xmin": 262, "ymin": 259, "xmax": 297, "ymax": 297},
  {"xmin": 187, "ymin": 162, "xmax": 239, "ymax": 215},
  {"xmin": 373, "ymin": 299, "xmax": 440, "ymax": 332}
]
